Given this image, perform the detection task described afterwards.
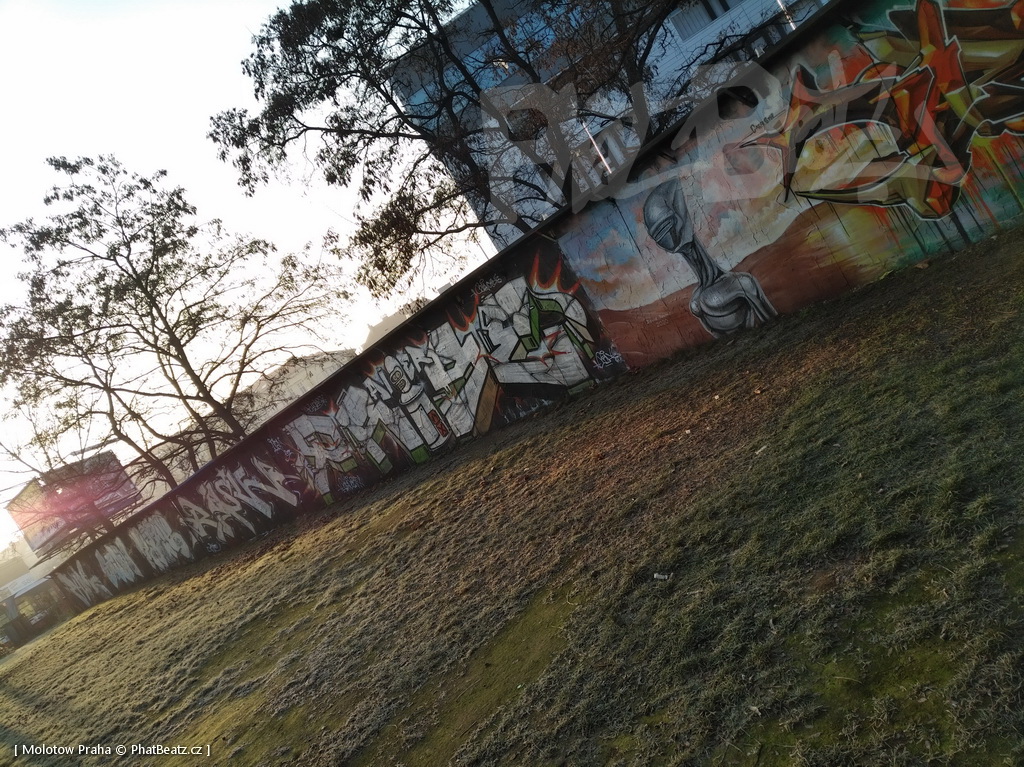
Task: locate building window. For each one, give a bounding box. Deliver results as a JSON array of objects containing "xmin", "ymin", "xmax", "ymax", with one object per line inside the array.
[{"xmin": 670, "ymin": 5, "xmax": 714, "ymax": 39}]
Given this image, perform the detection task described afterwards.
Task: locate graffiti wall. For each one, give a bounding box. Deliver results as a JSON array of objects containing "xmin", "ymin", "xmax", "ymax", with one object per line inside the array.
[
  {"xmin": 275, "ymin": 247, "xmax": 620, "ymax": 505},
  {"xmin": 51, "ymin": 0, "xmax": 1024, "ymax": 609},
  {"xmin": 51, "ymin": 244, "xmax": 625, "ymax": 608},
  {"xmin": 557, "ymin": 0, "xmax": 1024, "ymax": 366}
]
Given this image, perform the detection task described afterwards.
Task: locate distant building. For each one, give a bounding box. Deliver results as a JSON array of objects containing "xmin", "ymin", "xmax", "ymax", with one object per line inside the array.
[
  {"xmin": 0, "ymin": 539, "xmax": 69, "ymax": 649},
  {"xmin": 363, "ymin": 313, "xmax": 412, "ymax": 351},
  {"xmin": 233, "ymin": 349, "xmax": 358, "ymax": 431},
  {"xmin": 0, "ymin": 547, "xmax": 28, "ymax": 586},
  {"xmin": 392, "ymin": 0, "xmax": 828, "ymax": 249},
  {"xmin": 132, "ymin": 349, "xmax": 357, "ymax": 498},
  {"xmin": 6, "ymin": 453, "xmax": 141, "ymax": 558}
]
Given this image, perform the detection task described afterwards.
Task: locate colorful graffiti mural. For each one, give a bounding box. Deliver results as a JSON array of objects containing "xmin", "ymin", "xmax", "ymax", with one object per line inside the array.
[
  {"xmin": 51, "ymin": 251, "xmax": 623, "ymax": 608},
  {"xmin": 746, "ymin": 0, "xmax": 1024, "ymax": 217},
  {"xmin": 50, "ymin": 0, "xmax": 1024, "ymax": 613},
  {"xmin": 274, "ymin": 250, "xmax": 622, "ymax": 506},
  {"xmin": 557, "ymin": 0, "xmax": 1024, "ymax": 367}
]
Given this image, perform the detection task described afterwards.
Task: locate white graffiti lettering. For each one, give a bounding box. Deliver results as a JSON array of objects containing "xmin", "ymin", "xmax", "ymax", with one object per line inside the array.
[
  {"xmin": 176, "ymin": 457, "xmax": 301, "ymax": 542},
  {"xmin": 177, "ymin": 496, "xmax": 251, "ymax": 544},
  {"xmin": 95, "ymin": 538, "xmax": 142, "ymax": 588},
  {"xmin": 128, "ymin": 513, "xmax": 191, "ymax": 573},
  {"xmin": 56, "ymin": 560, "xmax": 113, "ymax": 607},
  {"xmin": 282, "ymin": 271, "xmax": 599, "ymax": 498},
  {"xmin": 472, "ymin": 274, "xmax": 505, "ymax": 296},
  {"xmin": 592, "ymin": 349, "xmax": 626, "ymax": 369}
]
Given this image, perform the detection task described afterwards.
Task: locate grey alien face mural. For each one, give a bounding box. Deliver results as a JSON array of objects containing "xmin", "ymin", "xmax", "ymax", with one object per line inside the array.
[{"xmin": 643, "ymin": 179, "xmax": 776, "ymax": 337}]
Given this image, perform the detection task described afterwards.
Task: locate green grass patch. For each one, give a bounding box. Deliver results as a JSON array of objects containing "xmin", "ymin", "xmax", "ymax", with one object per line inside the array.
[
  {"xmin": 352, "ymin": 583, "xmax": 578, "ymax": 767},
  {"xmin": 4, "ymin": 236, "xmax": 1024, "ymax": 765}
]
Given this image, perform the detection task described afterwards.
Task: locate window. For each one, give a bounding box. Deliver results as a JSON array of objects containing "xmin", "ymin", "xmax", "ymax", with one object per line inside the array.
[
  {"xmin": 671, "ymin": 0, "xmax": 756, "ymax": 41},
  {"xmin": 670, "ymin": 5, "xmax": 714, "ymax": 39}
]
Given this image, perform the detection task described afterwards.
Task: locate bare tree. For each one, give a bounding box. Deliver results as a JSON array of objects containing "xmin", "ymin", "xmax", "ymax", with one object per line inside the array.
[{"xmin": 0, "ymin": 156, "xmax": 351, "ymax": 504}]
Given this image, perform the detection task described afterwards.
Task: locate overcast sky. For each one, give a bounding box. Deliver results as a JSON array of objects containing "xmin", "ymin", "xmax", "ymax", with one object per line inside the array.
[
  {"xmin": 0, "ymin": 0, "xmax": 483, "ymax": 546},
  {"xmin": 0, "ymin": 0, "xmax": 366, "ymax": 256}
]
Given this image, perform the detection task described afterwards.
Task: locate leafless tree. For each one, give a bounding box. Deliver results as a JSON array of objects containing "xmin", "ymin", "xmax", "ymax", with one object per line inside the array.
[{"xmin": 0, "ymin": 156, "xmax": 351, "ymax": 506}]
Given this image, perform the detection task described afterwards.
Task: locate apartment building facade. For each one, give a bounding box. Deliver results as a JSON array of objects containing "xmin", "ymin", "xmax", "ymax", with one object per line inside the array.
[{"xmin": 392, "ymin": 0, "xmax": 829, "ymax": 249}]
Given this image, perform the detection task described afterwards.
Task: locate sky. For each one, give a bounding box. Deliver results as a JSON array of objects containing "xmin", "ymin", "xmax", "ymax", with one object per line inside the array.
[
  {"xmin": 0, "ymin": 0, "xmax": 489, "ymax": 547},
  {"xmin": 0, "ymin": 0, "xmax": 352, "ymax": 258}
]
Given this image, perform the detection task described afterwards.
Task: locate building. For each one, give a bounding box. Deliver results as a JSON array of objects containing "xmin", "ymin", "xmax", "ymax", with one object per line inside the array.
[
  {"xmin": 392, "ymin": 0, "xmax": 828, "ymax": 249},
  {"xmin": 6, "ymin": 453, "xmax": 142, "ymax": 559},
  {"xmin": 131, "ymin": 349, "xmax": 357, "ymax": 499},
  {"xmin": 231, "ymin": 349, "xmax": 358, "ymax": 432},
  {"xmin": 0, "ymin": 539, "xmax": 70, "ymax": 649}
]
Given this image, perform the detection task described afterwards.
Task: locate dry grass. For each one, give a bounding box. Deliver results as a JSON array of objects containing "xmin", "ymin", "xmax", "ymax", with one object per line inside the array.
[{"xmin": 3, "ymin": 234, "xmax": 1024, "ymax": 766}]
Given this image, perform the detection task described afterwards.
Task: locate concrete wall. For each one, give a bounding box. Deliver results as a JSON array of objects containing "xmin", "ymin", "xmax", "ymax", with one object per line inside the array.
[{"xmin": 52, "ymin": 0, "xmax": 1024, "ymax": 609}]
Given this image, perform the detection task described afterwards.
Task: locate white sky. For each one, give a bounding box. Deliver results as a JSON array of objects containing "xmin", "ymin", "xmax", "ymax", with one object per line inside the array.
[
  {"xmin": 0, "ymin": 0, "xmax": 490, "ymax": 546},
  {"xmin": 0, "ymin": 0, "xmax": 362, "ymax": 263}
]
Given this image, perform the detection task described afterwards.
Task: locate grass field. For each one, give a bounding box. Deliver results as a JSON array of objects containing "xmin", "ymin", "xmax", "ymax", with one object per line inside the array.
[{"xmin": 3, "ymin": 233, "xmax": 1024, "ymax": 766}]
